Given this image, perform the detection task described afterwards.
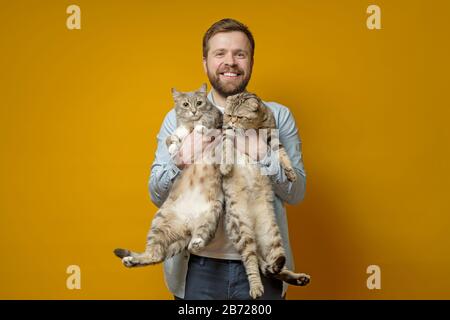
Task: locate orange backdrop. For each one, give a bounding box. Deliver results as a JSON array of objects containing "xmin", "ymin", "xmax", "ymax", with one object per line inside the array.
[{"xmin": 1, "ymin": 0, "xmax": 449, "ymax": 299}]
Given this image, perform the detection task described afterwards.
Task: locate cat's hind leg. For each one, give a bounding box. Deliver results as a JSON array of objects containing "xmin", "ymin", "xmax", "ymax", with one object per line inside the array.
[
  {"xmin": 253, "ymin": 198, "xmax": 286, "ymax": 275},
  {"xmin": 115, "ymin": 209, "xmax": 188, "ymax": 267},
  {"xmin": 116, "ymin": 237, "xmax": 192, "ymax": 268},
  {"xmin": 272, "ymin": 267, "xmax": 311, "ymax": 286},
  {"xmin": 225, "ymin": 197, "xmax": 264, "ymax": 299},
  {"xmin": 188, "ymin": 200, "xmax": 222, "ymax": 253}
]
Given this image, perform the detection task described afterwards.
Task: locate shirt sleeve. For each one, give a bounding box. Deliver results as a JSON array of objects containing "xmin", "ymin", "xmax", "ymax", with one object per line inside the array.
[
  {"xmin": 258, "ymin": 107, "xmax": 306, "ymax": 205},
  {"xmin": 148, "ymin": 109, "xmax": 182, "ymax": 208}
]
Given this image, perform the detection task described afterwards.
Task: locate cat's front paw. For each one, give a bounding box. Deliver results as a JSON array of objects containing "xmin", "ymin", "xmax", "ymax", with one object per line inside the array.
[
  {"xmin": 188, "ymin": 238, "xmax": 205, "ymax": 253},
  {"xmin": 249, "ymin": 283, "xmax": 264, "ymax": 299},
  {"xmin": 220, "ymin": 164, "xmax": 233, "ymax": 176},
  {"xmin": 284, "ymin": 167, "xmax": 297, "ymax": 182},
  {"xmin": 194, "ymin": 125, "xmax": 206, "ymax": 134},
  {"xmin": 168, "ymin": 143, "xmax": 179, "ymax": 156}
]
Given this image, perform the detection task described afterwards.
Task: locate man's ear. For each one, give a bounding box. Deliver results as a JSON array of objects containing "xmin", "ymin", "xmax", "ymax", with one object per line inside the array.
[
  {"xmin": 250, "ymin": 57, "xmax": 254, "ymax": 73},
  {"xmin": 202, "ymin": 57, "xmax": 207, "ymax": 74}
]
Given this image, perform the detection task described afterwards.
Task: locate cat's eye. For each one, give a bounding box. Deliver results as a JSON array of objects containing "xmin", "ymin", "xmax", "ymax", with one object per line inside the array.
[
  {"xmin": 183, "ymin": 102, "xmax": 189, "ymax": 107},
  {"xmin": 196, "ymin": 101, "xmax": 202, "ymax": 106}
]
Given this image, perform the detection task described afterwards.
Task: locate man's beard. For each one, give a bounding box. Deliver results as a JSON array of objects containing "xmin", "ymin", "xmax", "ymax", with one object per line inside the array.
[{"xmin": 206, "ymin": 65, "xmax": 252, "ymax": 98}]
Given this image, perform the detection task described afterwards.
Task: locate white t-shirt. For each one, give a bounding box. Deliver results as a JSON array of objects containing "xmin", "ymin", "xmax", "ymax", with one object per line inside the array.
[{"xmin": 195, "ymin": 92, "xmax": 241, "ymax": 260}]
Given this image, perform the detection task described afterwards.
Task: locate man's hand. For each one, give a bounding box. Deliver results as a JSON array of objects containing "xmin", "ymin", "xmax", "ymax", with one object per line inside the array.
[
  {"xmin": 235, "ymin": 131, "xmax": 269, "ymax": 161},
  {"xmin": 173, "ymin": 129, "xmax": 220, "ymax": 169}
]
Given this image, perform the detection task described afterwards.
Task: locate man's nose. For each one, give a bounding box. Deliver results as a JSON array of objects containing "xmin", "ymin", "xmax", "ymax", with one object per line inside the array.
[{"xmin": 224, "ymin": 52, "xmax": 236, "ymax": 66}]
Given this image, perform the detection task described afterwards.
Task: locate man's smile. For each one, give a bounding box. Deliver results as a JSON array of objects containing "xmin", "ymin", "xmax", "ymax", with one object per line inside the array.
[{"xmin": 219, "ymin": 72, "xmax": 242, "ymax": 81}]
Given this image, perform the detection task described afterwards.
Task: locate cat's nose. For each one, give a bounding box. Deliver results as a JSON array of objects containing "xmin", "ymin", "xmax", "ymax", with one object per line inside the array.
[{"xmin": 191, "ymin": 110, "xmax": 197, "ymax": 115}]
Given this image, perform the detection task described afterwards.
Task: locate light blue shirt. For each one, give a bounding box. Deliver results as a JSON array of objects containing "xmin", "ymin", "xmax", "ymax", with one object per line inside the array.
[{"xmin": 149, "ymin": 91, "xmax": 306, "ymax": 298}]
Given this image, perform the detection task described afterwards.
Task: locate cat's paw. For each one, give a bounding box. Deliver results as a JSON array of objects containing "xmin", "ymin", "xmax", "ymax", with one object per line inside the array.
[
  {"xmin": 122, "ymin": 256, "xmax": 139, "ymax": 268},
  {"xmin": 296, "ymin": 273, "xmax": 311, "ymax": 286},
  {"xmin": 188, "ymin": 238, "xmax": 205, "ymax": 253},
  {"xmin": 220, "ymin": 164, "xmax": 233, "ymax": 176},
  {"xmin": 168, "ymin": 143, "xmax": 179, "ymax": 156},
  {"xmin": 249, "ymin": 283, "xmax": 264, "ymax": 299},
  {"xmin": 284, "ymin": 167, "xmax": 297, "ymax": 182},
  {"xmin": 194, "ymin": 125, "xmax": 206, "ymax": 134}
]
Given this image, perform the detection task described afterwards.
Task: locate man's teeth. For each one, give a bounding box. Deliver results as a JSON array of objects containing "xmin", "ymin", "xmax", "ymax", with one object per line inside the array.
[{"xmin": 223, "ymin": 73, "xmax": 239, "ymax": 77}]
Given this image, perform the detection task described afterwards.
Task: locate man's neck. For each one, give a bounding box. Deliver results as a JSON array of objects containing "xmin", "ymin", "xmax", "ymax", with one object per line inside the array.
[{"xmin": 211, "ymin": 89, "xmax": 227, "ymax": 108}]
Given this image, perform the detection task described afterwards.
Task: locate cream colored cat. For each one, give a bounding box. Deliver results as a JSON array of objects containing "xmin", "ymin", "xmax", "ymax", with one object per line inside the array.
[{"xmin": 114, "ymin": 84, "xmax": 224, "ymax": 266}]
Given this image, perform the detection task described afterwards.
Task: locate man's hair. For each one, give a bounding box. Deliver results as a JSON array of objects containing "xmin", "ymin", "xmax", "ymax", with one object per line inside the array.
[{"xmin": 202, "ymin": 18, "xmax": 255, "ymax": 60}]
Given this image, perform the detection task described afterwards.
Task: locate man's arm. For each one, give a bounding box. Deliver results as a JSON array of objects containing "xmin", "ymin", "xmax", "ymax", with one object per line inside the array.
[
  {"xmin": 149, "ymin": 109, "xmax": 182, "ymax": 208},
  {"xmin": 259, "ymin": 106, "xmax": 306, "ymax": 205}
]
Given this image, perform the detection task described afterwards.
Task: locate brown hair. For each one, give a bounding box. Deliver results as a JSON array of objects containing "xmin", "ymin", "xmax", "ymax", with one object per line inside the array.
[{"xmin": 202, "ymin": 18, "xmax": 255, "ymax": 60}]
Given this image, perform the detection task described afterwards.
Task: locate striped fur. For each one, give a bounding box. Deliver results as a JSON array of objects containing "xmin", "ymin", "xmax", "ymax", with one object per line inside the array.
[{"xmin": 221, "ymin": 92, "xmax": 310, "ymax": 299}]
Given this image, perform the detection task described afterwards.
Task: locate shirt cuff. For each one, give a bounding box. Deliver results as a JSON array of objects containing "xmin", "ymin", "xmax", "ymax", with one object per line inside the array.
[
  {"xmin": 257, "ymin": 149, "xmax": 283, "ymax": 183},
  {"xmin": 167, "ymin": 157, "xmax": 182, "ymax": 181}
]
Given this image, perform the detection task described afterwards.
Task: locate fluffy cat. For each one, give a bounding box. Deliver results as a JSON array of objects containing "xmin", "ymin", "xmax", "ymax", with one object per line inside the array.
[
  {"xmin": 114, "ymin": 84, "xmax": 224, "ymax": 267},
  {"xmin": 220, "ymin": 92, "xmax": 310, "ymax": 299}
]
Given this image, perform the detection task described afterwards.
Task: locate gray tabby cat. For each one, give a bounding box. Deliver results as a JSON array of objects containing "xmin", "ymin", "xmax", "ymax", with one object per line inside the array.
[
  {"xmin": 220, "ymin": 92, "xmax": 310, "ymax": 299},
  {"xmin": 114, "ymin": 84, "xmax": 224, "ymax": 267}
]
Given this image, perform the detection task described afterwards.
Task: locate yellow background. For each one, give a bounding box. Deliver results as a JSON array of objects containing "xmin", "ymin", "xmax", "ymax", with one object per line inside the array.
[{"xmin": 1, "ymin": 0, "xmax": 449, "ymax": 299}]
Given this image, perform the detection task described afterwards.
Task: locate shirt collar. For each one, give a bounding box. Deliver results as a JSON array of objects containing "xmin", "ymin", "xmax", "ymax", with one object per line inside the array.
[{"xmin": 207, "ymin": 90, "xmax": 224, "ymax": 113}]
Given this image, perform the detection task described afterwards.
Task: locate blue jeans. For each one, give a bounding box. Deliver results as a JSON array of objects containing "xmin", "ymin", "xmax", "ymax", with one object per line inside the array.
[{"xmin": 175, "ymin": 254, "xmax": 285, "ymax": 300}]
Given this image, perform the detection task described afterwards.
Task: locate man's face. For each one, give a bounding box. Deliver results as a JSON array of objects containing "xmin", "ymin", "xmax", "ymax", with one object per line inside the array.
[{"xmin": 203, "ymin": 31, "xmax": 253, "ymax": 98}]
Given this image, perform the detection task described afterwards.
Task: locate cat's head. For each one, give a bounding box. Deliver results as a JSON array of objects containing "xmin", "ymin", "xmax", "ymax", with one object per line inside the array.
[
  {"xmin": 172, "ymin": 83, "xmax": 209, "ymax": 121},
  {"xmin": 223, "ymin": 92, "xmax": 269, "ymax": 130}
]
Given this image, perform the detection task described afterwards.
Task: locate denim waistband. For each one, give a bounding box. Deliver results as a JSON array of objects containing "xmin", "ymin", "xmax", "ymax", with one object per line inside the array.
[{"xmin": 189, "ymin": 254, "xmax": 242, "ymax": 265}]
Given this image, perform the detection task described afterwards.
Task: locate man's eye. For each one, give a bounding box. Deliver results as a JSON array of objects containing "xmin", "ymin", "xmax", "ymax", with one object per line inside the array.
[
  {"xmin": 216, "ymin": 52, "xmax": 224, "ymax": 57},
  {"xmin": 183, "ymin": 102, "xmax": 189, "ymax": 107},
  {"xmin": 237, "ymin": 53, "xmax": 245, "ymax": 58},
  {"xmin": 196, "ymin": 101, "xmax": 202, "ymax": 106}
]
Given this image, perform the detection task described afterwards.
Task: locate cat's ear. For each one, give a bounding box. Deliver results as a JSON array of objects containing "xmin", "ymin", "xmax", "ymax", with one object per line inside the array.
[
  {"xmin": 247, "ymin": 97, "xmax": 260, "ymax": 112},
  {"xmin": 198, "ymin": 83, "xmax": 207, "ymax": 94},
  {"xmin": 171, "ymin": 88, "xmax": 181, "ymax": 100},
  {"xmin": 261, "ymin": 104, "xmax": 276, "ymax": 128}
]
